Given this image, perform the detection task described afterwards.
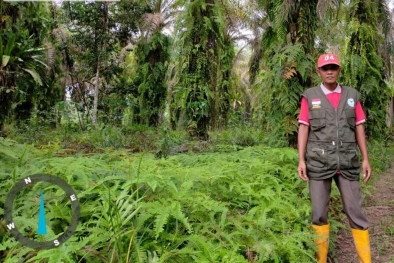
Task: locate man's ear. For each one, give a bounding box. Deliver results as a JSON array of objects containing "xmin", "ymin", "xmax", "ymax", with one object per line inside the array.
[{"xmin": 316, "ymin": 68, "xmax": 321, "ymax": 77}]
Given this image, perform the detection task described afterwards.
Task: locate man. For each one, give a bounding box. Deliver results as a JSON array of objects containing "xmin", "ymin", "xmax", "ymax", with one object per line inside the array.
[{"xmin": 297, "ymin": 53, "xmax": 372, "ymax": 263}]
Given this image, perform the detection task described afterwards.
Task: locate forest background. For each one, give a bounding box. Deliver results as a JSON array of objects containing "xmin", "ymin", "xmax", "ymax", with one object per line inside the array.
[{"xmin": 2, "ymin": 0, "xmax": 394, "ymax": 262}]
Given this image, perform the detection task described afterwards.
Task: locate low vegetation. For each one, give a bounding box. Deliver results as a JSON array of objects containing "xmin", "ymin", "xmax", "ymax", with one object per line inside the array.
[
  {"xmin": 0, "ymin": 135, "xmax": 313, "ymax": 262},
  {"xmin": 1, "ymin": 130, "xmax": 394, "ymax": 262}
]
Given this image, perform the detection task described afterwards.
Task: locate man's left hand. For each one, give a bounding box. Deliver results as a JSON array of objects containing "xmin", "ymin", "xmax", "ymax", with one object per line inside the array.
[{"xmin": 362, "ymin": 159, "xmax": 371, "ymax": 183}]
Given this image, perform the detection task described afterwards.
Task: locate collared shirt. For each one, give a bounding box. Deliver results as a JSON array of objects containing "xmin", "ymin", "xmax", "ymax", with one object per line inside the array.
[{"xmin": 298, "ymin": 83, "xmax": 366, "ymax": 126}]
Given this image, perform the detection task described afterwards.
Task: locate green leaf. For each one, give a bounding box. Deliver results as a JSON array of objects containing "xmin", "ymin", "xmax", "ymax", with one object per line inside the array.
[
  {"xmin": 22, "ymin": 68, "xmax": 43, "ymax": 85},
  {"xmin": 4, "ymin": 33, "xmax": 16, "ymax": 56},
  {"xmin": 2, "ymin": 55, "xmax": 10, "ymax": 67}
]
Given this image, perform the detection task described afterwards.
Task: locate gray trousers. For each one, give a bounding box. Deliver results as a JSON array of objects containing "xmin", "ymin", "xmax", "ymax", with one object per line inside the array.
[{"xmin": 309, "ymin": 174, "xmax": 369, "ymax": 230}]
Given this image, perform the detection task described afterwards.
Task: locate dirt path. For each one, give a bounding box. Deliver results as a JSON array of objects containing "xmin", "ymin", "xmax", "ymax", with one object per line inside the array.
[{"xmin": 334, "ymin": 165, "xmax": 394, "ymax": 262}]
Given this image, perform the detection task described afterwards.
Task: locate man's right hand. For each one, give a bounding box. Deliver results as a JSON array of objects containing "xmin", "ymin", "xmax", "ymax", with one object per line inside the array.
[
  {"xmin": 297, "ymin": 124, "xmax": 309, "ymax": 181},
  {"xmin": 297, "ymin": 161, "xmax": 308, "ymax": 181}
]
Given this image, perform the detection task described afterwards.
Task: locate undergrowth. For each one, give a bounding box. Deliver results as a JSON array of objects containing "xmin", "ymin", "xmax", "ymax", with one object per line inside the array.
[
  {"xmin": 1, "ymin": 132, "xmax": 394, "ymax": 262},
  {"xmin": 0, "ymin": 137, "xmax": 315, "ymax": 262},
  {"xmin": 4, "ymin": 122, "xmax": 275, "ymax": 156}
]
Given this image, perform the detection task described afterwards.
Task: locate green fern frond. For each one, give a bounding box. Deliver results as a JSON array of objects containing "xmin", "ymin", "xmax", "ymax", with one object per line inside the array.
[{"xmin": 154, "ymin": 207, "xmax": 171, "ymax": 239}]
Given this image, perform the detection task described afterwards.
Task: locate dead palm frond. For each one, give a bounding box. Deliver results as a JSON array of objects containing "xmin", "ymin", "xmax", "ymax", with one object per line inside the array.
[
  {"xmin": 43, "ymin": 42, "xmax": 56, "ymax": 72},
  {"xmin": 141, "ymin": 12, "xmax": 164, "ymax": 32},
  {"xmin": 316, "ymin": 0, "xmax": 340, "ymax": 20},
  {"xmin": 119, "ymin": 43, "xmax": 134, "ymax": 64},
  {"xmin": 52, "ymin": 26, "xmax": 69, "ymax": 44}
]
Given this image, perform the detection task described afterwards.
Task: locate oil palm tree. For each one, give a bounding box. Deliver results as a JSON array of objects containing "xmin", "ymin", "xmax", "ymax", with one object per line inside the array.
[
  {"xmin": 128, "ymin": 0, "xmax": 177, "ymax": 127},
  {"xmin": 250, "ymin": 0, "xmax": 325, "ymax": 146},
  {"xmin": 171, "ymin": 0, "xmax": 235, "ymax": 139},
  {"xmin": 340, "ymin": 0, "xmax": 392, "ymax": 138}
]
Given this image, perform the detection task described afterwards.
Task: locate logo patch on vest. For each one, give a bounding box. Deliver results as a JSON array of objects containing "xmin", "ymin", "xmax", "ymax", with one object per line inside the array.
[
  {"xmin": 347, "ymin": 98, "xmax": 355, "ymax": 107},
  {"xmin": 312, "ymin": 98, "xmax": 321, "ymax": 109}
]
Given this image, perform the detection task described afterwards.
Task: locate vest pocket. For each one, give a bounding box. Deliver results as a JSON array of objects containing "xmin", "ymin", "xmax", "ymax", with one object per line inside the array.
[
  {"xmin": 309, "ymin": 110, "xmax": 326, "ymax": 131},
  {"xmin": 345, "ymin": 109, "xmax": 356, "ymax": 130},
  {"xmin": 306, "ymin": 147, "xmax": 326, "ymax": 172},
  {"xmin": 349, "ymin": 149, "xmax": 360, "ymax": 168},
  {"xmin": 340, "ymin": 149, "xmax": 360, "ymax": 169}
]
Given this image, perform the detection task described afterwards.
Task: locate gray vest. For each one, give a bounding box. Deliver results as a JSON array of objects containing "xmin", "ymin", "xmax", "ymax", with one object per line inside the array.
[{"xmin": 302, "ymin": 86, "xmax": 361, "ymax": 180}]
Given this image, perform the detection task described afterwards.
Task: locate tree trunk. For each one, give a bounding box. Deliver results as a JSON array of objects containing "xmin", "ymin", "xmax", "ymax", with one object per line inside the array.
[
  {"xmin": 386, "ymin": 97, "xmax": 393, "ymax": 127},
  {"xmin": 92, "ymin": 64, "xmax": 100, "ymax": 125}
]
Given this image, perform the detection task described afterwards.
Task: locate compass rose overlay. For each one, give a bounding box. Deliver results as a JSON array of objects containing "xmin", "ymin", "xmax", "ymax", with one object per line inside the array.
[{"xmin": 4, "ymin": 174, "xmax": 80, "ymax": 250}]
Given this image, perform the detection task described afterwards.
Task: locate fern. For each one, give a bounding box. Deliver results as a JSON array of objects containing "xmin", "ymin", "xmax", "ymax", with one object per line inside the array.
[
  {"xmin": 0, "ymin": 138, "xmax": 340, "ymax": 261},
  {"xmin": 153, "ymin": 207, "xmax": 171, "ymax": 239}
]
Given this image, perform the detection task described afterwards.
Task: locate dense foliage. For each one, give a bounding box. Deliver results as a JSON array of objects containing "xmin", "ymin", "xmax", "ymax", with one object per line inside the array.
[
  {"xmin": 2, "ymin": 1, "xmax": 394, "ymax": 261},
  {"xmin": 130, "ymin": 32, "xmax": 171, "ymax": 127},
  {"xmin": 341, "ymin": 0, "xmax": 391, "ymax": 138},
  {"xmin": 251, "ymin": 0, "xmax": 318, "ymax": 146},
  {"xmin": 1, "ymin": 138, "xmax": 316, "ymax": 262},
  {"xmin": 1, "ymin": 0, "xmax": 393, "ymax": 142},
  {"xmin": 1, "ymin": 136, "xmax": 394, "ymax": 262},
  {"xmin": 0, "ymin": 2, "xmax": 62, "ymax": 131},
  {"xmin": 171, "ymin": 0, "xmax": 235, "ymax": 139}
]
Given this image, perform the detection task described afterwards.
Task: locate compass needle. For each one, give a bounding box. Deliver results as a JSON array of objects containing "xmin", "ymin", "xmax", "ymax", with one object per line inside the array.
[{"xmin": 38, "ymin": 192, "xmax": 47, "ymax": 235}]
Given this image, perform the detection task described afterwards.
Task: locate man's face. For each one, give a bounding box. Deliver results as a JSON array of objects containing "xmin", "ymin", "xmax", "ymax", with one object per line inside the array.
[{"xmin": 317, "ymin": 64, "xmax": 341, "ymax": 85}]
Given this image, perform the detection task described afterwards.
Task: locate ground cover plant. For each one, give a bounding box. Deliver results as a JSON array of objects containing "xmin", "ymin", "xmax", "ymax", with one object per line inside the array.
[{"xmin": 0, "ymin": 137, "xmax": 316, "ymax": 262}]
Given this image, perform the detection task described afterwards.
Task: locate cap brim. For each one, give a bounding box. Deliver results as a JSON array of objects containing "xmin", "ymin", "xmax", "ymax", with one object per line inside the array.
[{"xmin": 318, "ymin": 62, "xmax": 340, "ymax": 67}]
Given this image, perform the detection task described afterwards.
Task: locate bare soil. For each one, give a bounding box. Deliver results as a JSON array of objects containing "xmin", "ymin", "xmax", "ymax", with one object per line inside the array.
[{"xmin": 333, "ymin": 165, "xmax": 394, "ymax": 262}]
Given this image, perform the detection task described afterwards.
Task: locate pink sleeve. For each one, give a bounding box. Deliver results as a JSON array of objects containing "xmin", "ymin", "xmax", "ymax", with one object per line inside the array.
[
  {"xmin": 298, "ymin": 97, "xmax": 309, "ymax": 126},
  {"xmin": 355, "ymin": 101, "xmax": 366, "ymax": 125}
]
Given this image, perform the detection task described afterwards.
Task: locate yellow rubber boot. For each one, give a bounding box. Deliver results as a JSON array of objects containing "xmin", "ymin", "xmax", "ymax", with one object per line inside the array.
[
  {"xmin": 312, "ymin": 224, "xmax": 329, "ymax": 263},
  {"xmin": 351, "ymin": 228, "xmax": 371, "ymax": 263}
]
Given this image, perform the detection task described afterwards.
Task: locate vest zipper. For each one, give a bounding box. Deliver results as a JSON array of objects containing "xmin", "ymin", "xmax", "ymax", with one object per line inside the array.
[{"xmin": 336, "ymin": 109, "xmax": 340, "ymax": 171}]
